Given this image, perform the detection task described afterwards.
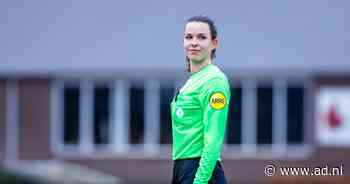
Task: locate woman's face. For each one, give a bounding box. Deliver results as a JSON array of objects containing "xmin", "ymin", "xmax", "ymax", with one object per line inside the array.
[{"xmin": 183, "ymin": 22, "xmax": 217, "ymax": 62}]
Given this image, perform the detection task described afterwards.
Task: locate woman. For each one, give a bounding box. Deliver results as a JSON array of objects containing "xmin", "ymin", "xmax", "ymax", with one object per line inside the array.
[{"xmin": 171, "ymin": 15, "xmax": 231, "ymax": 184}]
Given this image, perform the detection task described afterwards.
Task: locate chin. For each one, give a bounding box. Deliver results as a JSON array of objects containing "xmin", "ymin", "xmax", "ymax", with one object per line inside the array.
[
  {"xmin": 188, "ymin": 56, "xmax": 203, "ymax": 62},
  {"xmin": 191, "ymin": 58, "xmax": 204, "ymax": 63}
]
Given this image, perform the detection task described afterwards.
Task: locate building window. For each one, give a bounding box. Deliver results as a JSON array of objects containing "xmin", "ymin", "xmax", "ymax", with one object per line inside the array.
[
  {"xmin": 63, "ymin": 87, "xmax": 80, "ymax": 145},
  {"xmin": 55, "ymin": 78, "xmax": 309, "ymax": 158},
  {"xmin": 60, "ymin": 81, "xmax": 113, "ymax": 150},
  {"xmin": 257, "ymin": 86, "xmax": 273, "ymax": 144},
  {"xmin": 129, "ymin": 83, "xmax": 145, "ymax": 144},
  {"xmin": 287, "ymin": 86, "xmax": 304, "ymax": 144},
  {"xmin": 159, "ymin": 84, "xmax": 174, "ymax": 144},
  {"xmin": 226, "ymin": 87, "xmax": 242, "ymax": 144},
  {"xmin": 225, "ymin": 80, "xmax": 308, "ymax": 151},
  {"xmin": 93, "ymin": 86, "xmax": 110, "ymax": 145}
]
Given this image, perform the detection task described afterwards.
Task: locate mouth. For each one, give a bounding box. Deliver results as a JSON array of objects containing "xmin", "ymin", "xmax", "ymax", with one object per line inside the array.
[{"xmin": 188, "ymin": 50, "xmax": 201, "ymax": 54}]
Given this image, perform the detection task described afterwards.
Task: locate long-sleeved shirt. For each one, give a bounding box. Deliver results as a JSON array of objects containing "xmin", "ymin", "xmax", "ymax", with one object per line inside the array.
[{"xmin": 171, "ymin": 63, "xmax": 231, "ymax": 183}]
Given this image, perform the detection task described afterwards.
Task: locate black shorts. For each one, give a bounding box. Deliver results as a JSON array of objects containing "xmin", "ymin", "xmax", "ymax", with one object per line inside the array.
[{"xmin": 172, "ymin": 157, "xmax": 227, "ymax": 184}]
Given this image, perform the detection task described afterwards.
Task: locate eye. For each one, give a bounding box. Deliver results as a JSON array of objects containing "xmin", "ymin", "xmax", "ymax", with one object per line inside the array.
[
  {"xmin": 185, "ymin": 35, "xmax": 192, "ymax": 40},
  {"xmin": 198, "ymin": 35, "xmax": 207, "ymax": 40}
]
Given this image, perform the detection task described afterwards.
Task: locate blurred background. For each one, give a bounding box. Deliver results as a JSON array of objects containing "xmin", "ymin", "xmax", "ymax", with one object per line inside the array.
[{"xmin": 1, "ymin": 0, "xmax": 350, "ymax": 183}]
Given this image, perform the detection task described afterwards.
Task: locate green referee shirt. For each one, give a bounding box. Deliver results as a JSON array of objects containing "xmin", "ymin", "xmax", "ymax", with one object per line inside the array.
[{"xmin": 171, "ymin": 63, "xmax": 231, "ymax": 184}]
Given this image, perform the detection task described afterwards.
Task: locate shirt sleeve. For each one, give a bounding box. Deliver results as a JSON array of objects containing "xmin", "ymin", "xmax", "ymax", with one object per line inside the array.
[{"xmin": 193, "ymin": 77, "xmax": 231, "ymax": 184}]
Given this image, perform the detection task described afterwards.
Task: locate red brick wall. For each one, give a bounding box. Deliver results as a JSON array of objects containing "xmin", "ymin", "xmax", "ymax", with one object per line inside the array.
[
  {"xmin": 0, "ymin": 80, "xmax": 6, "ymax": 162},
  {"xmin": 18, "ymin": 79, "xmax": 53, "ymax": 159},
  {"xmin": 67, "ymin": 148, "xmax": 350, "ymax": 184}
]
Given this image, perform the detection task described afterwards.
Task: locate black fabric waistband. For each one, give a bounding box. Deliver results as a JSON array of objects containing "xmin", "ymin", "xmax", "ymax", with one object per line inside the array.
[{"xmin": 174, "ymin": 157, "xmax": 201, "ymax": 162}]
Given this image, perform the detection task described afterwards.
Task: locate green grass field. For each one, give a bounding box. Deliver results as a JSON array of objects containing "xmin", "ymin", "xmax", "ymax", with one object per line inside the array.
[{"xmin": 0, "ymin": 168, "xmax": 36, "ymax": 184}]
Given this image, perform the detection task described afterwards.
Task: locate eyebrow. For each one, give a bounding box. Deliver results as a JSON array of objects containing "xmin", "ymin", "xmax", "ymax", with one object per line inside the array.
[{"xmin": 185, "ymin": 32, "xmax": 207, "ymax": 35}]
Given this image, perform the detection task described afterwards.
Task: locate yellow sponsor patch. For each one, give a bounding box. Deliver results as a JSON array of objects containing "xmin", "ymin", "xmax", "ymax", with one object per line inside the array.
[{"xmin": 209, "ymin": 92, "xmax": 226, "ymax": 110}]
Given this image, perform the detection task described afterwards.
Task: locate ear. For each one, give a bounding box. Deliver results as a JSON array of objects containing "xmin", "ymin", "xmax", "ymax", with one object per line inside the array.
[{"xmin": 211, "ymin": 38, "xmax": 218, "ymax": 49}]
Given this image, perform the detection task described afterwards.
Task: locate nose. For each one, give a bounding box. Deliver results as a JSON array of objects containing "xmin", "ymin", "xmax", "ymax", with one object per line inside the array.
[{"xmin": 190, "ymin": 38, "xmax": 199, "ymax": 47}]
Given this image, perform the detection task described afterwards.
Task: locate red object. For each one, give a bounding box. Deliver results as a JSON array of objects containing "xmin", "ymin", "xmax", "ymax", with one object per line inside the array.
[{"xmin": 327, "ymin": 105, "xmax": 342, "ymax": 129}]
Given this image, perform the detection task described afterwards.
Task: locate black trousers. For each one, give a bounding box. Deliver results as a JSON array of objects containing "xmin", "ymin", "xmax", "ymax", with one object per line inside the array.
[{"xmin": 172, "ymin": 157, "xmax": 227, "ymax": 184}]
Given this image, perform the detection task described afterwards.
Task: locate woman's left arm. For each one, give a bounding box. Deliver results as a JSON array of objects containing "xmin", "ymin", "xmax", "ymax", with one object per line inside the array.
[{"xmin": 193, "ymin": 77, "xmax": 231, "ymax": 184}]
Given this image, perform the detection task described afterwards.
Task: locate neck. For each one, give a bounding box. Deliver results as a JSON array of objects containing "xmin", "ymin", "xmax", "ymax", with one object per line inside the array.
[{"xmin": 190, "ymin": 58, "xmax": 211, "ymax": 74}]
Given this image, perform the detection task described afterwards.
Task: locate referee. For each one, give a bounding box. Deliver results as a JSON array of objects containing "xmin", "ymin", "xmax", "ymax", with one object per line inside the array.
[{"xmin": 171, "ymin": 15, "xmax": 230, "ymax": 184}]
